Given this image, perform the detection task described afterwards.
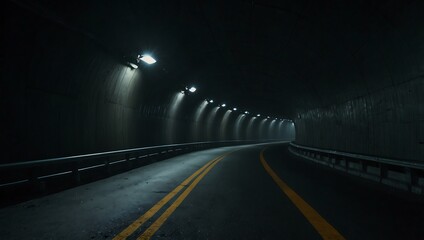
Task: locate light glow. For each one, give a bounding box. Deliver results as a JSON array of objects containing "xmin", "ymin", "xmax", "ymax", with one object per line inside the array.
[
  {"xmin": 220, "ymin": 110, "xmax": 232, "ymax": 140},
  {"xmin": 165, "ymin": 92, "xmax": 184, "ymax": 143},
  {"xmin": 221, "ymin": 104, "xmax": 226, "ymax": 107},
  {"xmin": 206, "ymin": 107, "xmax": 220, "ymax": 139},
  {"xmin": 234, "ymin": 114, "xmax": 246, "ymax": 139},
  {"xmin": 188, "ymin": 87, "xmax": 197, "ymax": 93},
  {"xmin": 257, "ymin": 114, "xmax": 260, "ymax": 117},
  {"xmin": 140, "ymin": 55, "xmax": 157, "ymax": 64},
  {"xmin": 192, "ymin": 101, "xmax": 208, "ymax": 141},
  {"xmin": 233, "ymin": 108, "xmax": 237, "ymax": 111}
]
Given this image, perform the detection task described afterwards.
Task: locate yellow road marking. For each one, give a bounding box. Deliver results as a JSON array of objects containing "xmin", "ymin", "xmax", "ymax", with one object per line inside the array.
[
  {"xmin": 260, "ymin": 149, "xmax": 345, "ymax": 240},
  {"xmin": 113, "ymin": 155, "xmax": 221, "ymax": 240},
  {"xmin": 137, "ymin": 155, "xmax": 226, "ymax": 240}
]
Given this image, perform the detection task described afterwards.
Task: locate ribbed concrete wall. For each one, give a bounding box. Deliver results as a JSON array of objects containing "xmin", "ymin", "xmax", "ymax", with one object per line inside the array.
[
  {"xmin": 2, "ymin": 3, "xmax": 293, "ymax": 163},
  {"xmin": 295, "ymin": 1, "xmax": 424, "ymax": 161},
  {"xmin": 295, "ymin": 79, "xmax": 424, "ymax": 161}
]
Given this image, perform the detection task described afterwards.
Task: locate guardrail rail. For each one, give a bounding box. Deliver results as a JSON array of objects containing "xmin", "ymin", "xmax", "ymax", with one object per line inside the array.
[
  {"xmin": 289, "ymin": 142, "xmax": 424, "ymax": 195},
  {"xmin": 0, "ymin": 140, "xmax": 261, "ymax": 206}
]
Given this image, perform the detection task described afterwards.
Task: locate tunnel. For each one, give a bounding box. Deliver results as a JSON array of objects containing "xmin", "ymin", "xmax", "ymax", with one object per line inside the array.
[{"xmin": 1, "ymin": 0, "xmax": 424, "ymax": 239}]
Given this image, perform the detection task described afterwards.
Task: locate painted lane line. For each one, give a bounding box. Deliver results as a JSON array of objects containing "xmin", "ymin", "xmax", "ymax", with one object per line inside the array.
[
  {"xmin": 260, "ymin": 149, "xmax": 345, "ymax": 240},
  {"xmin": 112, "ymin": 155, "xmax": 222, "ymax": 240},
  {"xmin": 137, "ymin": 155, "xmax": 227, "ymax": 240}
]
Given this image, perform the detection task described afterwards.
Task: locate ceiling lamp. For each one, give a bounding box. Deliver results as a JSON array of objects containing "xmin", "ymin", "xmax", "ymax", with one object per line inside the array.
[{"xmin": 139, "ymin": 54, "xmax": 157, "ymax": 64}]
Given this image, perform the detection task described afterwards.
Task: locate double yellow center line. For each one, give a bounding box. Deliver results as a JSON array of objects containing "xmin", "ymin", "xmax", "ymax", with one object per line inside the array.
[
  {"xmin": 114, "ymin": 147, "xmax": 345, "ymax": 240},
  {"xmin": 113, "ymin": 152, "xmax": 229, "ymax": 240}
]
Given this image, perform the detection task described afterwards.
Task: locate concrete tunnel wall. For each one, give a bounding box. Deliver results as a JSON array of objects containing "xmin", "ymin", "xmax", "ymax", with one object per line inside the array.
[
  {"xmin": 4, "ymin": 1, "xmax": 423, "ymax": 165},
  {"xmin": 294, "ymin": 2, "xmax": 424, "ymax": 162},
  {"xmin": 295, "ymin": 78, "xmax": 424, "ymax": 161},
  {"xmin": 1, "ymin": 4, "xmax": 294, "ymax": 163}
]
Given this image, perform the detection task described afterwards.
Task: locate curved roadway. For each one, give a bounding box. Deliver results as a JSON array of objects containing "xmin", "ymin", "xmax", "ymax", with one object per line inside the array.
[{"xmin": 1, "ymin": 143, "xmax": 423, "ymax": 239}]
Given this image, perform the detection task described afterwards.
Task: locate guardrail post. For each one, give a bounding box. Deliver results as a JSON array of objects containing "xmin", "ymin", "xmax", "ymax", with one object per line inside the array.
[
  {"xmin": 105, "ymin": 159, "xmax": 111, "ymax": 176},
  {"xmin": 379, "ymin": 164, "xmax": 388, "ymax": 182},
  {"xmin": 343, "ymin": 157, "xmax": 348, "ymax": 171},
  {"xmin": 29, "ymin": 167, "xmax": 46, "ymax": 194},
  {"xmin": 330, "ymin": 155, "xmax": 336, "ymax": 166},
  {"xmin": 359, "ymin": 160, "xmax": 366, "ymax": 173},
  {"xmin": 125, "ymin": 153, "xmax": 132, "ymax": 170},
  {"xmin": 405, "ymin": 168, "xmax": 416, "ymax": 188},
  {"xmin": 72, "ymin": 162, "xmax": 81, "ymax": 185}
]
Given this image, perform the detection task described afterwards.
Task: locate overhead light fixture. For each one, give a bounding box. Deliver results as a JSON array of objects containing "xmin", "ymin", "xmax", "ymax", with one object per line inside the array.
[
  {"xmin": 267, "ymin": 116, "xmax": 270, "ymax": 119},
  {"xmin": 244, "ymin": 111, "xmax": 249, "ymax": 114},
  {"xmin": 209, "ymin": 99, "xmax": 214, "ymax": 103},
  {"xmin": 139, "ymin": 54, "xmax": 157, "ymax": 64},
  {"xmin": 257, "ymin": 114, "xmax": 261, "ymax": 117},
  {"xmin": 124, "ymin": 55, "xmax": 140, "ymax": 69},
  {"xmin": 128, "ymin": 62, "xmax": 138, "ymax": 69},
  {"xmin": 233, "ymin": 108, "xmax": 237, "ymax": 111},
  {"xmin": 221, "ymin": 103, "xmax": 226, "ymax": 107},
  {"xmin": 183, "ymin": 86, "xmax": 197, "ymax": 94}
]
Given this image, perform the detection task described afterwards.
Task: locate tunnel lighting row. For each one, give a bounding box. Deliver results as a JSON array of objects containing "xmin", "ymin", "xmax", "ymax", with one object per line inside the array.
[
  {"xmin": 181, "ymin": 86, "xmax": 197, "ymax": 95},
  {"xmin": 204, "ymin": 97, "xmax": 288, "ymax": 121},
  {"xmin": 180, "ymin": 85, "xmax": 292, "ymax": 123},
  {"xmin": 127, "ymin": 54, "xmax": 294, "ymax": 124}
]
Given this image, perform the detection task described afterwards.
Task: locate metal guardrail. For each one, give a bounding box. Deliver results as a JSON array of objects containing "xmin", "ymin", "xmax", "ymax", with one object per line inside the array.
[
  {"xmin": 289, "ymin": 142, "xmax": 424, "ymax": 195},
  {"xmin": 0, "ymin": 140, "xmax": 261, "ymax": 206},
  {"xmin": 0, "ymin": 141, "xmax": 228, "ymax": 169}
]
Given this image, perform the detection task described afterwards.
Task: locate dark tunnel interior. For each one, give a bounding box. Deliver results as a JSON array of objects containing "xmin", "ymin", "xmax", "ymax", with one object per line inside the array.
[
  {"xmin": 2, "ymin": 1, "xmax": 424, "ymax": 239},
  {"xmin": 2, "ymin": 0, "xmax": 423, "ymax": 163}
]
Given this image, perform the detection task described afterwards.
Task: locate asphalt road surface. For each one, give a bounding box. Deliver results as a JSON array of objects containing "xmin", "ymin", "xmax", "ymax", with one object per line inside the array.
[{"xmin": 1, "ymin": 142, "xmax": 423, "ymax": 239}]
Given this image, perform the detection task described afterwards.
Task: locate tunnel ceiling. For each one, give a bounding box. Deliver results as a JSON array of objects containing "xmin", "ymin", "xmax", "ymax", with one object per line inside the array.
[{"xmin": 17, "ymin": 0, "xmax": 419, "ymax": 118}]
